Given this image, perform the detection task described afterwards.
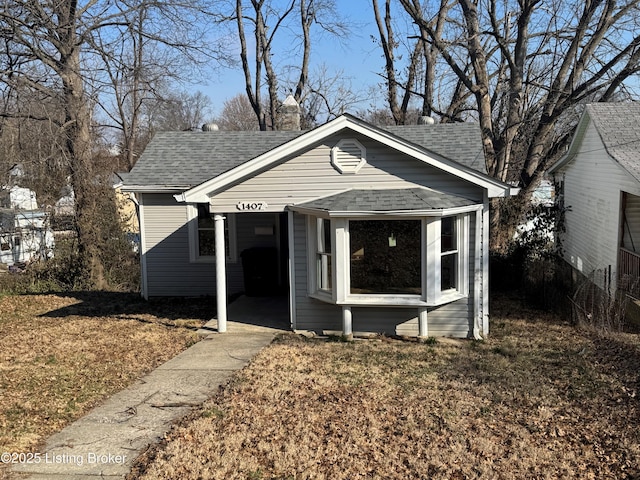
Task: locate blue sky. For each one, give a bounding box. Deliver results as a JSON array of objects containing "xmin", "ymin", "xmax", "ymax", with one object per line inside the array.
[{"xmin": 196, "ymin": 0, "xmax": 391, "ymax": 117}]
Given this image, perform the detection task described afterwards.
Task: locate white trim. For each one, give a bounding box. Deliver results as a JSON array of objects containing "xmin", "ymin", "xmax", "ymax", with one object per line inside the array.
[
  {"xmin": 138, "ymin": 194, "xmax": 149, "ymax": 300},
  {"xmin": 176, "ymin": 115, "xmax": 513, "ymax": 203},
  {"xmin": 287, "ymin": 210, "xmax": 297, "ymax": 330},
  {"xmin": 334, "ymin": 218, "xmax": 348, "ymax": 304},
  {"xmin": 474, "ymin": 208, "xmax": 483, "ymax": 339},
  {"xmin": 289, "ymin": 204, "xmax": 481, "ymax": 218},
  {"xmin": 482, "ymin": 193, "xmax": 490, "ymax": 336},
  {"xmin": 425, "ymin": 217, "xmax": 439, "ymax": 304}
]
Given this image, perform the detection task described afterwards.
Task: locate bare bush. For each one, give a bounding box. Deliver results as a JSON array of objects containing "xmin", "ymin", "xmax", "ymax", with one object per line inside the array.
[{"xmin": 569, "ymin": 270, "xmax": 635, "ymax": 333}]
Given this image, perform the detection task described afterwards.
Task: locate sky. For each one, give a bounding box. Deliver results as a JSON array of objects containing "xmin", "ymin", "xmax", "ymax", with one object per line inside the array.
[{"xmin": 193, "ymin": 0, "xmax": 391, "ymax": 118}]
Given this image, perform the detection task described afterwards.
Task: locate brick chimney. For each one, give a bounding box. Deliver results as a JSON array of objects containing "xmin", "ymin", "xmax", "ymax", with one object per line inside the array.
[{"xmin": 277, "ymin": 94, "xmax": 301, "ymax": 131}]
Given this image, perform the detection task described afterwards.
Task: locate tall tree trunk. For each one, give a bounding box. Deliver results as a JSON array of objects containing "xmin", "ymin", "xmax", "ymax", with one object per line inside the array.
[{"xmin": 57, "ymin": 1, "xmax": 106, "ymax": 287}]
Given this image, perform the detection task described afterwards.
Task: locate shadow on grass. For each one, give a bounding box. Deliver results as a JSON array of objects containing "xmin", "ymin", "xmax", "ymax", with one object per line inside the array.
[{"xmin": 35, "ymin": 291, "xmax": 216, "ymax": 322}]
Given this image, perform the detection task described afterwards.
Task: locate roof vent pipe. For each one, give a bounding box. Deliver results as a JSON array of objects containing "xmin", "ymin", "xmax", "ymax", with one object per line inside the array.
[
  {"xmin": 202, "ymin": 123, "xmax": 219, "ymax": 132},
  {"xmin": 418, "ymin": 115, "xmax": 435, "ymax": 125}
]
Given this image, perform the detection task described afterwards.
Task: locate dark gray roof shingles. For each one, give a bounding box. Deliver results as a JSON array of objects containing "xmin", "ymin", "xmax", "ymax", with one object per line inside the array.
[
  {"xmin": 124, "ymin": 118, "xmax": 486, "ymax": 188},
  {"xmin": 125, "ymin": 130, "xmax": 303, "ymax": 187},
  {"xmin": 587, "ymin": 102, "xmax": 640, "ymax": 183},
  {"xmin": 296, "ymin": 188, "xmax": 477, "ymax": 212}
]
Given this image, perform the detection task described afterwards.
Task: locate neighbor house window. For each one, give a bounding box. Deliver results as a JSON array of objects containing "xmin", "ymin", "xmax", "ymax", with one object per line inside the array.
[
  {"xmin": 188, "ymin": 204, "xmax": 237, "ymax": 262},
  {"xmin": 349, "ymin": 219, "xmax": 421, "ymax": 295}
]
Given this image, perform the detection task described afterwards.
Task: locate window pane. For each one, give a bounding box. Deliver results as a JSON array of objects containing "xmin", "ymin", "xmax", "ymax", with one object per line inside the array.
[
  {"xmin": 316, "ymin": 219, "xmax": 332, "ymax": 292},
  {"xmin": 441, "ymin": 252, "xmax": 457, "ymax": 290},
  {"xmin": 199, "ymin": 230, "xmax": 215, "ymax": 256},
  {"xmin": 350, "ymin": 220, "xmax": 421, "ymax": 294},
  {"xmin": 441, "ymin": 216, "xmax": 456, "ymax": 252},
  {"xmin": 197, "ymin": 204, "xmax": 214, "ymax": 228},
  {"xmin": 318, "ymin": 253, "xmax": 332, "ymax": 291},
  {"xmin": 318, "ymin": 218, "xmax": 331, "ymax": 254}
]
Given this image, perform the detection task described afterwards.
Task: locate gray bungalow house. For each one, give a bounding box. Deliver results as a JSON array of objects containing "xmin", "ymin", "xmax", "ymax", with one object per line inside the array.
[{"xmin": 122, "ymin": 105, "xmax": 515, "ymax": 339}]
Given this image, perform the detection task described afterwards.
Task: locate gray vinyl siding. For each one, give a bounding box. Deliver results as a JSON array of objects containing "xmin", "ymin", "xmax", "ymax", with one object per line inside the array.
[
  {"xmin": 141, "ymin": 194, "xmax": 276, "ymax": 297},
  {"xmin": 558, "ymin": 122, "xmax": 640, "ymax": 290},
  {"xmin": 292, "ymin": 212, "xmax": 477, "ymax": 338},
  {"xmin": 292, "ymin": 212, "xmax": 343, "ymax": 331},
  {"xmin": 210, "ymin": 133, "xmax": 483, "ymax": 212}
]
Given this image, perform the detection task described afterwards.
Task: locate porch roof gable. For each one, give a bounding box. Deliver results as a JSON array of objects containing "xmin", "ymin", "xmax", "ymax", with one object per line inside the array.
[{"xmin": 289, "ymin": 187, "xmax": 479, "ymax": 216}]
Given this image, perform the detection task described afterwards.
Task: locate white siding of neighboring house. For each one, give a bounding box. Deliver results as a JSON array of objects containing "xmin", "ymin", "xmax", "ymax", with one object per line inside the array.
[
  {"xmin": 292, "ymin": 212, "xmax": 478, "ymax": 338},
  {"xmin": 209, "ymin": 133, "xmax": 484, "ymax": 213},
  {"xmin": 557, "ymin": 122, "xmax": 640, "ymax": 291}
]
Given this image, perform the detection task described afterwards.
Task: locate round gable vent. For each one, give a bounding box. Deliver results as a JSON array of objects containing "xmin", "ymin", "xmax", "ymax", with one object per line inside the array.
[{"xmin": 331, "ymin": 138, "xmax": 366, "ymax": 174}]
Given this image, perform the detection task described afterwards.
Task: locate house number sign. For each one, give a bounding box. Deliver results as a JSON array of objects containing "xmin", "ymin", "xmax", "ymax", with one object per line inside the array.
[{"xmin": 236, "ymin": 201, "xmax": 268, "ymax": 211}]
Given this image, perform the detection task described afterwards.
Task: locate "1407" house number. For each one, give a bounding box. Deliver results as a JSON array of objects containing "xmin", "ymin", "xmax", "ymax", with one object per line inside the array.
[{"xmin": 236, "ymin": 201, "xmax": 268, "ymax": 211}]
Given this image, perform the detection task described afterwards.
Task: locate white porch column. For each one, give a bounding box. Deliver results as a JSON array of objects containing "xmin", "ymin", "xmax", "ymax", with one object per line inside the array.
[
  {"xmin": 342, "ymin": 306, "xmax": 353, "ymax": 340},
  {"xmin": 418, "ymin": 307, "xmax": 428, "ymax": 339},
  {"xmin": 214, "ymin": 214, "xmax": 227, "ymax": 333}
]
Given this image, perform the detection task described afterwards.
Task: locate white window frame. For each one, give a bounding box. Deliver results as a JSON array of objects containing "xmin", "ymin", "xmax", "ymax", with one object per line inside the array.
[
  {"xmin": 307, "ymin": 215, "xmax": 334, "ymax": 302},
  {"xmin": 307, "ymin": 212, "xmax": 470, "ymax": 306},
  {"xmin": 187, "ymin": 203, "xmax": 237, "ymax": 263}
]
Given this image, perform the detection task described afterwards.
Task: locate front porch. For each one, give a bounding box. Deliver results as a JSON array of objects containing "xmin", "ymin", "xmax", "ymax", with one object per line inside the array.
[{"xmin": 200, "ymin": 294, "xmax": 290, "ymax": 334}]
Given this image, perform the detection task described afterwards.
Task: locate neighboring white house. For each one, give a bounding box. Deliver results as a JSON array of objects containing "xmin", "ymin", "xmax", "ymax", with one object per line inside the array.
[
  {"xmin": 122, "ymin": 99, "xmax": 516, "ymax": 339},
  {"xmin": 548, "ymin": 102, "xmax": 640, "ymax": 295},
  {"xmin": 0, "ymin": 186, "xmax": 54, "ymax": 266}
]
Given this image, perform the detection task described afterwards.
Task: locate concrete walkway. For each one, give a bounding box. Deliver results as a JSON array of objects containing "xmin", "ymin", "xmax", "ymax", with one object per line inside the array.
[{"xmin": 11, "ymin": 296, "xmax": 289, "ymax": 480}]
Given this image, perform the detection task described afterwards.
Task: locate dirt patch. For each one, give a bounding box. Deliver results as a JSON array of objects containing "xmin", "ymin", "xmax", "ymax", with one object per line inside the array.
[
  {"xmin": 0, "ymin": 293, "xmax": 209, "ymax": 464},
  {"xmin": 131, "ymin": 297, "xmax": 640, "ymax": 479}
]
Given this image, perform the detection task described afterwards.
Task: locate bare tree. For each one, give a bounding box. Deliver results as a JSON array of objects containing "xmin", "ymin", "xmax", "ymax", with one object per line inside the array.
[
  {"xmin": 0, "ymin": 0, "xmax": 221, "ymax": 285},
  {"xmin": 216, "ymin": 93, "xmax": 261, "ymax": 130},
  {"xmin": 394, "ymin": 0, "xmax": 640, "ymax": 250},
  {"xmin": 233, "ymin": 0, "xmax": 349, "ymax": 130},
  {"xmin": 144, "ymin": 90, "xmax": 213, "ymax": 133}
]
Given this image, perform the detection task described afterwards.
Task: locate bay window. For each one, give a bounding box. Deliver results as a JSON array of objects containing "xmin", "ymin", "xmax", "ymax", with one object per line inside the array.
[{"xmin": 307, "ymin": 212, "xmax": 471, "ymax": 306}]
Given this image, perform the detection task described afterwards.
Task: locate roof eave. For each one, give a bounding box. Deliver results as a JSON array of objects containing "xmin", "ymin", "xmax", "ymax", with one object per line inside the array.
[
  {"xmin": 121, "ymin": 185, "xmax": 191, "ymax": 194},
  {"xmin": 289, "ymin": 204, "xmax": 483, "ymax": 217}
]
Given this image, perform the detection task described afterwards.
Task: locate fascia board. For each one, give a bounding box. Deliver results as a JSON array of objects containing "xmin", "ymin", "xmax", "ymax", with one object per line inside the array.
[
  {"xmin": 121, "ymin": 185, "xmax": 189, "ymax": 194},
  {"xmin": 289, "ymin": 204, "xmax": 482, "ymax": 218}
]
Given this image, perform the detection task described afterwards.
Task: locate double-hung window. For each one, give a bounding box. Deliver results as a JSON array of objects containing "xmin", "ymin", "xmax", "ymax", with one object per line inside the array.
[
  {"xmin": 188, "ymin": 204, "xmax": 237, "ymax": 262},
  {"xmin": 440, "ymin": 216, "xmax": 458, "ymax": 291},
  {"xmin": 316, "ymin": 218, "xmax": 332, "ymax": 292}
]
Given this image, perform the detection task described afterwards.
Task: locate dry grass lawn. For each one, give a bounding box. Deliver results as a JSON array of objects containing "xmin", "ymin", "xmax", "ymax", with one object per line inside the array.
[
  {"xmin": 132, "ymin": 296, "xmax": 640, "ymax": 480},
  {"xmin": 0, "ymin": 292, "xmax": 209, "ymax": 466}
]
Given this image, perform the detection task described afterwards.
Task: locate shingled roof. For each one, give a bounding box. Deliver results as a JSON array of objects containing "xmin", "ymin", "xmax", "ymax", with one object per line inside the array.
[
  {"xmin": 294, "ymin": 188, "xmax": 477, "ymax": 214},
  {"xmin": 586, "ymin": 102, "xmax": 640, "ymax": 183},
  {"xmin": 124, "ymin": 114, "xmax": 486, "ymax": 190}
]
